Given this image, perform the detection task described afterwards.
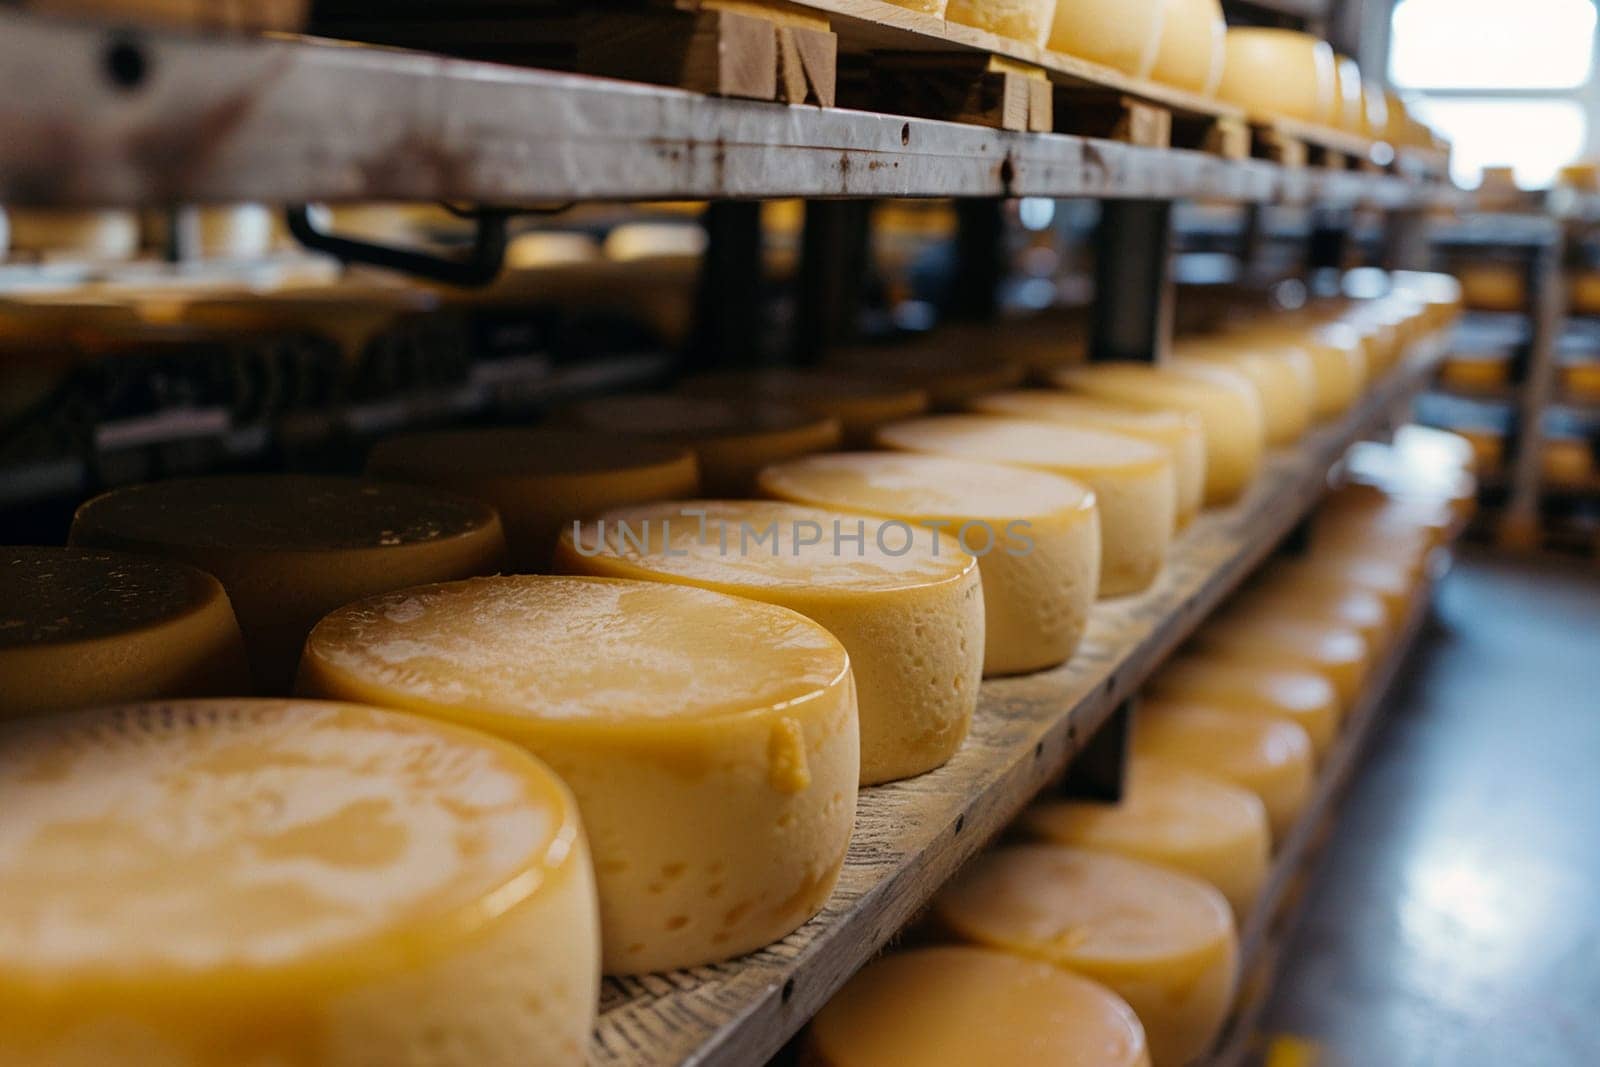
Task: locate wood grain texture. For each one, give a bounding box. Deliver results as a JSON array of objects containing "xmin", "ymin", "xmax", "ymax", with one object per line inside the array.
[
  {"xmin": 588, "ymin": 336, "xmax": 1449, "ymax": 1067},
  {"xmin": 11, "ymin": 0, "xmax": 305, "ymax": 31}
]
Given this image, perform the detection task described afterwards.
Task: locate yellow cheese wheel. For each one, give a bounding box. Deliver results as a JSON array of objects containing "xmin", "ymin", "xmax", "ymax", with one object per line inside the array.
[
  {"xmin": 934, "ymin": 846, "xmax": 1238, "ymax": 1067},
  {"xmin": 563, "ymin": 395, "xmax": 841, "ymax": 496},
  {"xmin": 969, "ymin": 390, "xmax": 1206, "ymax": 529},
  {"xmin": 1216, "ymin": 29, "xmax": 1336, "ymax": 124},
  {"xmin": 1543, "ymin": 436, "xmax": 1595, "ymax": 487},
  {"xmin": 945, "ymin": 0, "xmax": 1055, "ymax": 46},
  {"xmin": 70, "ymin": 476, "xmax": 506, "ymax": 695},
  {"xmin": 1572, "ymin": 272, "xmax": 1600, "ymax": 317},
  {"xmin": 194, "ymin": 204, "xmax": 273, "ymax": 260},
  {"xmin": 1171, "ymin": 343, "xmax": 1316, "ymax": 445},
  {"xmin": 1236, "ymin": 577, "xmax": 1391, "ymax": 653},
  {"xmin": 1456, "ymin": 264, "xmax": 1526, "ymax": 314},
  {"xmin": 1223, "ymin": 324, "xmax": 1368, "ymax": 419},
  {"xmin": 0, "ymin": 699, "xmax": 600, "ymax": 1067},
  {"xmin": 1194, "ymin": 615, "xmax": 1370, "ymax": 709},
  {"xmin": 555, "ymin": 500, "xmax": 983, "ymax": 785},
  {"xmin": 603, "ymin": 222, "xmax": 705, "ymax": 262},
  {"xmin": 299, "ymin": 575, "xmax": 858, "ymax": 974},
  {"xmin": 1269, "ymin": 555, "xmax": 1415, "ymax": 626},
  {"xmin": 367, "ymin": 428, "xmax": 698, "ymax": 571},
  {"xmin": 1050, "ymin": 363, "xmax": 1265, "ymax": 504},
  {"xmin": 1438, "ymin": 354, "xmax": 1511, "ymax": 393},
  {"xmin": 0, "ymin": 548, "xmax": 250, "ymax": 718},
  {"xmin": 876, "ymin": 415, "xmax": 1175, "ymax": 597},
  {"xmin": 1134, "ymin": 701, "xmax": 1314, "ymax": 840},
  {"xmin": 1046, "ymin": 0, "xmax": 1168, "ymax": 77},
  {"xmin": 1558, "ymin": 162, "xmax": 1600, "ymax": 192},
  {"xmin": 5, "ymin": 209, "xmax": 140, "ymax": 261},
  {"xmin": 1391, "ymin": 272, "xmax": 1464, "ymax": 330},
  {"xmin": 1331, "ymin": 55, "xmax": 1365, "ymax": 132},
  {"xmin": 681, "ymin": 370, "xmax": 929, "ymax": 448},
  {"xmin": 1021, "ymin": 758, "xmax": 1270, "ymax": 920},
  {"xmin": 1455, "ymin": 427, "xmax": 1506, "ymax": 475},
  {"xmin": 1151, "ymin": 0, "xmax": 1225, "ymax": 94},
  {"xmin": 1561, "ymin": 360, "xmax": 1600, "ymax": 402},
  {"xmin": 829, "ymin": 345, "xmax": 1025, "ymax": 412},
  {"xmin": 758, "ymin": 452, "xmax": 1100, "ymax": 676},
  {"xmin": 1361, "ymin": 78, "xmax": 1389, "ymax": 138},
  {"xmin": 803, "ymin": 946, "xmax": 1151, "ymax": 1067},
  {"xmin": 1149, "ymin": 655, "xmax": 1340, "ymax": 755},
  {"xmin": 504, "ymin": 231, "xmax": 602, "ymax": 269}
]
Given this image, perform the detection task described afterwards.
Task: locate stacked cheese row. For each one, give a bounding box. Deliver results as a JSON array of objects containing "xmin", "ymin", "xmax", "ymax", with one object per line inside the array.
[{"xmin": 802, "ymin": 432, "xmax": 1471, "ymax": 1067}]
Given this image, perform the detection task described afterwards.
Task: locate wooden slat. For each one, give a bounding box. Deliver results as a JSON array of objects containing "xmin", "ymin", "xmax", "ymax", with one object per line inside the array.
[
  {"xmin": 9, "ymin": 0, "xmax": 305, "ymax": 32},
  {"xmin": 589, "ymin": 335, "xmax": 1449, "ymax": 1067}
]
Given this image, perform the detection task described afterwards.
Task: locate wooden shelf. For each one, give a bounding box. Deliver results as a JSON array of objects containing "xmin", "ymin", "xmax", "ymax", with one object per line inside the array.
[
  {"xmin": 590, "ymin": 334, "xmax": 1447, "ymax": 1067},
  {"xmin": 0, "ymin": 9, "xmax": 1460, "ymax": 207}
]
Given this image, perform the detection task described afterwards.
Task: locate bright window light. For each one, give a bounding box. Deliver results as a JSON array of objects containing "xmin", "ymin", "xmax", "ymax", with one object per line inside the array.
[
  {"xmin": 1411, "ymin": 97, "xmax": 1587, "ymax": 188},
  {"xmin": 1391, "ymin": 0, "xmax": 1597, "ymax": 90}
]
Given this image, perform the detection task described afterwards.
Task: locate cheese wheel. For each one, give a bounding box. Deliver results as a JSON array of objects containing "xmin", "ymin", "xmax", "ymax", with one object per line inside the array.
[
  {"xmin": 969, "ymin": 391, "xmax": 1205, "ymax": 529},
  {"xmin": 1171, "ymin": 343, "xmax": 1315, "ymax": 445},
  {"xmin": 1391, "ymin": 272, "xmax": 1464, "ymax": 330},
  {"xmin": 1361, "ymin": 80, "xmax": 1390, "ymax": 139},
  {"xmin": 1455, "ymin": 427, "xmax": 1506, "ymax": 475},
  {"xmin": 1194, "ymin": 615, "xmax": 1370, "ymax": 709},
  {"xmin": 563, "ymin": 395, "xmax": 841, "ymax": 496},
  {"xmin": 70, "ymin": 476, "xmax": 507, "ymax": 695},
  {"xmin": 1571, "ymin": 271, "xmax": 1600, "ymax": 316},
  {"xmin": 1439, "ymin": 354, "xmax": 1510, "ymax": 392},
  {"xmin": 367, "ymin": 428, "xmax": 698, "ymax": 571},
  {"xmin": 0, "ymin": 548, "xmax": 250, "ymax": 718},
  {"xmin": 803, "ymin": 946, "xmax": 1151, "ymax": 1067},
  {"xmin": 758, "ymin": 452, "xmax": 1100, "ymax": 676},
  {"xmin": 681, "ymin": 370, "xmax": 929, "ymax": 448},
  {"xmin": 505, "ymin": 231, "xmax": 602, "ymax": 269},
  {"xmin": 1542, "ymin": 435, "xmax": 1594, "ymax": 487},
  {"xmin": 933, "ymin": 846, "xmax": 1238, "ymax": 1067},
  {"xmin": 1332, "ymin": 55, "xmax": 1364, "ymax": 132},
  {"xmin": 876, "ymin": 415, "xmax": 1175, "ymax": 597},
  {"xmin": 0, "ymin": 699, "xmax": 600, "ymax": 1067},
  {"xmin": 1269, "ymin": 556, "xmax": 1414, "ymax": 626},
  {"xmin": 299, "ymin": 575, "xmax": 858, "ymax": 974},
  {"xmin": 1237, "ymin": 577, "xmax": 1391, "ymax": 653},
  {"xmin": 555, "ymin": 500, "xmax": 983, "ymax": 785},
  {"xmin": 1223, "ymin": 324, "xmax": 1367, "ymax": 419},
  {"xmin": 1134, "ymin": 701, "xmax": 1314, "ymax": 840},
  {"xmin": 1562, "ymin": 360, "xmax": 1600, "ymax": 402},
  {"xmin": 1021, "ymin": 758, "xmax": 1270, "ymax": 920},
  {"xmin": 194, "ymin": 204, "xmax": 273, "ymax": 260},
  {"xmin": 1457, "ymin": 264, "xmax": 1525, "ymax": 313},
  {"xmin": 945, "ymin": 0, "xmax": 1055, "ymax": 46},
  {"xmin": 1151, "ymin": 0, "xmax": 1225, "ymax": 94},
  {"xmin": 603, "ymin": 222, "xmax": 706, "ymax": 262},
  {"xmin": 5, "ymin": 209, "xmax": 139, "ymax": 261},
  {"xmin": 1216, "ymin": 29, "xmax": 1336, "ymax": 124},
  {"xmin": 1050, "ymin": 363, "xmax": 1264, "ymax": 504},
  {"xmin": 1149, "ymin": 655, "xmax": 1340, "ymax": 756},
  {"xmin": 829, "ymin": 345, "xmax": 1025, "ymax": 412},
  {"xmin": 1046, "ymin": 0, "xmax": 1168, "ymax": 77}
]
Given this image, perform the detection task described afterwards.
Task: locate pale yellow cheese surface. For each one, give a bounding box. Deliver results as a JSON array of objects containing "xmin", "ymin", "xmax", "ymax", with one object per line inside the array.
[
  {"xmin": 367, "ymin": 427, "xmax": 698, "ymax": 571},
  {"xmin": 1237, "ymin": 578, "xmax": 1391, "ymax": 653},
  {"xmin": 1221, "ymin": 324, "xmax": 1368, "ymax": 419},
  {"xmin": 0, "ymin": 548, "xmax": 250, "ymax": 718},
  {"xmin": 1021, "ymin": 758, "xmax": 1270, "ymax": 920},
  {"xmin": 1172, "ymin": 341, "xmax": 1315, "ymax": 445},
  {"xmin": 1215, "ymin": 28, "xmax": 1335, "ymax": 124},
  {"xmin": 555, "ymin": 500, "xmax": 983, "ymax": 785},
  {"xmin": 70, "ymin": 476, "xmax": 507, "ymax": 695},
  {"xmin": 299, "ymin": 575, "xmax": 858, "ymax": 974},
  {"xmin": 1195, "ymin": 615, "xmax": 1371, "ymax": 709},
  {"xmin": 934, "ymin": 846, "xmax": 1238, "ymax": 1067},
  {"xmin": 0, "ymin": 699, "xmax": 599, "ymax": 1067},
  {"xmin": 1134, "ymin": 701, "xmax": 1315, "ymax": 841},
  {"xmin": 1151, "ymin": 0, "xmax": 1225, "ymax": 93},
  {"xmin": 945, "ymin": 0, "xmax": 1055, "ymax": 46},
  {"xmin": 804, "ymin": 946, "xmax": 1151, "ymax": 1067},
  {"xmin": 1269, "ymin": 556, "xmax": 1415, "ymax": 626},
  {"xmin": 757, "ymin": 452, "xmax": 1101, "ymax": 676},
  {"xmin": 876, "ymin": 415, "xmax": 1174, "ymax": 596},
  {"xmin": 1046, "ymin": 0, "xmax": 1167, "ymax": 76},
  {"xmin": 969, "ymin": 390, "xmax": 1206, "ymax": 528},
  {"xmin": 1149, "ymin": 655, "xmax": 1341, "ymax": 755}
]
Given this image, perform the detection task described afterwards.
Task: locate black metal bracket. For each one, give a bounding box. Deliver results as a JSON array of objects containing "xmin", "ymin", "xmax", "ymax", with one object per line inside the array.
[
  {"xmin": 1059, "ymin": 698, "xmax": 1134, "ymax": 803},
  {"xmin": 1092, "ymin": 200, "xmax": 1174, "ymax": 363},
  {"xmin": 285, "ymin": 205, "xmax": 510, "ymax": 288}
]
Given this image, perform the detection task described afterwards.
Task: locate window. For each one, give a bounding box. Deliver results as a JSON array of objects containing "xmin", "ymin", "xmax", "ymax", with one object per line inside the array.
[{"xmin": 1388, "ymin": 0, "xmax": 1598, "ymax": 188}]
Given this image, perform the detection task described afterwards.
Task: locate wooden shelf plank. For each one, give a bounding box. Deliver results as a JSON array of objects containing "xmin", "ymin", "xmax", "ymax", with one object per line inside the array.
[
  {"xmin": 0, "ymin": 9, "xmax": 1460, "ymax": 207},
  {"xmin": 589, "ymin": 335, "xmax": 1448, "ymax": 1067}
]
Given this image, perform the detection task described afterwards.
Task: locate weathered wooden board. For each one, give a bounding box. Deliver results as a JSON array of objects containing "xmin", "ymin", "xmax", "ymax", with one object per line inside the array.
[
  {"xmin": 588, "ymin": 335, "xmax": 1449, "ymax": 1067},
  {"xmin": 9, "ymin": 0, "xmax": 304, "ymax": 31}
]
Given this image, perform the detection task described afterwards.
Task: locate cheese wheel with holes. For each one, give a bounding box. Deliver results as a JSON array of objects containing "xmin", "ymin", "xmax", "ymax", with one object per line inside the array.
[
  {"xmin": 70, "ymin": 476, "xmax": 507, "ymax": 695},
  {"xmin": 933, "ymin": 846, "xmax": 1238, "ymax": 1067},
  {"xmin": 681, "ymin": 370, "xmax": 929, "ymax": 448},
  {"xmin": 1193, "ymin": 615, "xmax": 1371, "ymax": 709},
  {"xmin": 969, "ymin": 391, "xmax": 1205, "ymax": 528},
  {"xmin": 803, "ymin": 946, "xmax": 1151, "ymax": 1067},
  {"xmin": 367, "ymin": 428, "xmax": 699, "ymax": 571},
  {"xmin": 1046, "ymin": 0, "xmax": 1168, "ymax": 77},
  {"xmin": 555, "ymin": 501, "xmax": 983, "ymax": 785},
  {"xmin": 1216, "ymin": 28, "xmax": 1336, "ymax": 124},
  {"xmin": 1134, "ymin": 701, "xmax": 1314, "ymax": 840},
  {"xmin": 1021, "ymin": 758, "xmax": 1270, "ymax": 920},
  {"xmin": 563, "ymin": 395, "xmax": 840, "ymax": 496},
  {"xmin": 0, "ymin": 548, "xmax": 250, "ymax": 718},
  {"xmin": 0, "ymin": 699, "xmax": 600, "ymax": 1067},
  {"xmin": 1172, "ymin": 343, "xmax": 1316, "ymax": 445},
  {"xmin": 876, "ymin": 415, "xmax": 1174, "ymax": 596},
  {"xmin": 1149, "ymin": 655, "xmax": 1340, "ymax": 755},
  {"xmin": 1050, "ymin": 363, "xmax": 1264, "ymax": 504},
  {"xmin": 1152, "ymin": 0, "xmax": 1225, "ymax": 94},
  {"xmin": 945, "ymin": 0, "xmax": 1055, "ymax": 46},
  {"xmin": 299, "ymin": 575, "xmax": 858, "ymax": 974},
  {"xmin": 758, "ymin": 452, "xmax": 1100, "ymax": 676}
]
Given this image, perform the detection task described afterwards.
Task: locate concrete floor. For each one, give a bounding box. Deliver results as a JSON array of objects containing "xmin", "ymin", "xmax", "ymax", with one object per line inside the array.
[{"xmin": 1261, "ymin": 549, "xmax": 1600, "ymax": 1066}]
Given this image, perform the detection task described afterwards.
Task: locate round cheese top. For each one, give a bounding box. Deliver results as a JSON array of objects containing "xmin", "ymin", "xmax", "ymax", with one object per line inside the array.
[
  {"xmin": 969, "ymin": 391, "xmax": 1202, "ymax": 442},
  {"xmin": 0, "ymin": 547, "xmax": 221, "ymax": 648},
  {"xmin": 876, "ymin": 415, "xmax": 1168, "ymax": 478},
  {"xmin": 0, "ymin": 699, "xmax": 575, "ymax": 987},
  {"xmin": 808, "ymin": 946, "xmax": 1149, "ymax": 1067},
  {"xmin": 935, "ymin": 846, "xmax": 1234, "ymax": 966},
  {"xmin": 562, "ymin": 500, "xmax": 975, "ymax": 594},
  {"xmin": 72, "ymin": 476, "xmax": 498, "ymax": 554},
  {"xmin": 367, "ymin": 428, "xmax": 695, "ymax": 483},
  {"xmin": 759, "ymin": 452, "xmax": 1096, "ymax": 524},
  {"xmin": 1136, "ymin": 701, "xmax": 1315, "ymax": 779},
  {"xmin": 303, "ymin": 575, "xmax": 850, "ymax": 726}
]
